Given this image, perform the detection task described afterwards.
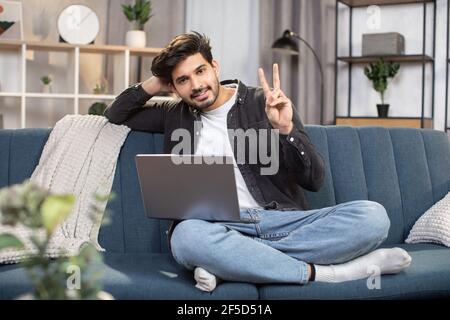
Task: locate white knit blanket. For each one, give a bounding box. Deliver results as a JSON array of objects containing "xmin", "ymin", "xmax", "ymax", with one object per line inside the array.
[
  {"xmin": 406, "ymin": 191, "xmax": 450, "ymax": 247},
  {"xmin": 0, "ymin": 115, "xmax": 130, "ymax": 264}
]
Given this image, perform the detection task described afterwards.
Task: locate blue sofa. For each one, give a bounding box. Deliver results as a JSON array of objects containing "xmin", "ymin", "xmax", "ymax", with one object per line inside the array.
[{"xmin": 1, "ymin": 125, "xmax": 450, "ymax": 299}]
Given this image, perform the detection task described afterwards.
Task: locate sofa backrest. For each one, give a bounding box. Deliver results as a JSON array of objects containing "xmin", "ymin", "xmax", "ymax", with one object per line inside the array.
[
  {"xmin": 0, "ymin": 126, "xmax": 449, "ymax": 253},
  {"xmin": 304, "ymin": 126, "xmax": 450, "ymax": 245},
  {"xmin": 98, "ymin": 131, "xmax": 170, "ymax": 254}
]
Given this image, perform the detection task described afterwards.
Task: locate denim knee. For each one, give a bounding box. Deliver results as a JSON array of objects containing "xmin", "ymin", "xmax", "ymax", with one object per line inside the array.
[
  {"xmin": 170, "ymin": 219, "xmax": 211, "ymax": 269},
  {"xmin": 356, "ymin": 200, "xmax": 390, "ymax": 245}
]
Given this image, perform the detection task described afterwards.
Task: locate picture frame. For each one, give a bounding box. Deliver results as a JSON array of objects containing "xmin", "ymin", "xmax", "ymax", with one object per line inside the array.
[{"xmin": 0, "ymin": 0, "xmax": 24, "ymax": 40}]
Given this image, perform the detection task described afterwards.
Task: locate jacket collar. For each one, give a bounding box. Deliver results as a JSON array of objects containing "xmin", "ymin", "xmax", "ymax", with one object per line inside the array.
[{"xmin": 221, "ymin": 79, "xmax": 247, "ymax": 106}]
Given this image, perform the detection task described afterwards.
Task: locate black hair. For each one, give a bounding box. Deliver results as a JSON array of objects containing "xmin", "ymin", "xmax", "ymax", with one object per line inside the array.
[{"xmin": 151, "ymin": 31, "xmax": 213, "ymax": 84}]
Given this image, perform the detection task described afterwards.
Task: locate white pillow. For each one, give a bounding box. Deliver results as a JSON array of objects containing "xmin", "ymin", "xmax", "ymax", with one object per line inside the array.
[{"xmin": 405, "ymin": 191, "xmax": 450, "ymax": 247}]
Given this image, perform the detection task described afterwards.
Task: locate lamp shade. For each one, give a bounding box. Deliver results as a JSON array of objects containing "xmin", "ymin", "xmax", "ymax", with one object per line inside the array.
[{"xmin": 271, "ymin": 30, "xmax": 299, "ymax": 55}]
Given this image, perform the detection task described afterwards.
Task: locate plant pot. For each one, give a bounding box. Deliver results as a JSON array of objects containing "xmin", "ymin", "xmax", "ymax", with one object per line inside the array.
[
  {"xmin": 126, "ymin": 30, "xmax": 146, "ymax": 48},
  {"xmin": 42, "ymin": 84, "xmax": 52, "ymax": 94},
  {"xmin": 376, "ymin": 104, "xmax": 389, "ymax": 118}
]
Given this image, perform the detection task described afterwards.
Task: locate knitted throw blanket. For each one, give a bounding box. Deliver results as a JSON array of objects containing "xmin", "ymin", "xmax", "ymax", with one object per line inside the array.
[{"xmin": 0, "ymin": 115, "xmax": 130, "ymax": 264}]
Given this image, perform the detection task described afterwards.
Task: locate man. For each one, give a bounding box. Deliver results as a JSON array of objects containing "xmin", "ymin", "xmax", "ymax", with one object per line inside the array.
[{"xmin": 104, "ymin": 32, "xmax": 411, "ymax": 292}]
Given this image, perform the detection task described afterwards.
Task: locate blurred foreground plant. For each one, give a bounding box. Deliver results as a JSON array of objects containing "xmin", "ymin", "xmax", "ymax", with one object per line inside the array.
[{"xmin": 0, "ymin": 180, "xmax": 115, "ymax": 300}]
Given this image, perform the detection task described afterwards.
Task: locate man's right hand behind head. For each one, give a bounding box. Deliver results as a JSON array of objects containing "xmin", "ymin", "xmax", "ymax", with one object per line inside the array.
[{"xmin": 142, "ymin": 76, "xmax": 172, "ymax": 96}]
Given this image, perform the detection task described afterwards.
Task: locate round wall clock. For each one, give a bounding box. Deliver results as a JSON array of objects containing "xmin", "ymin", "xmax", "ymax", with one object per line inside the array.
[{"xmin": 57, "ymin": 5, "xmax": 100, "ymax": 45}]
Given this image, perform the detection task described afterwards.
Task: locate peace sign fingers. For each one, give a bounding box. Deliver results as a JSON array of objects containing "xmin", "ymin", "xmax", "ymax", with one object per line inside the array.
[
  {"xmin": 273, "ymin": 63, "xmax": 281, "ymax": 91},
  {"xmin": 258, "ymin": 63, "xmax": 282, "ymax": 100},
  {"xmin": 259, "ymin": 63, "xmax": 293, "ymax": 134},
  {"xmin": 258, "ymin": 67, "xmax": 272, "ymax": 99}
]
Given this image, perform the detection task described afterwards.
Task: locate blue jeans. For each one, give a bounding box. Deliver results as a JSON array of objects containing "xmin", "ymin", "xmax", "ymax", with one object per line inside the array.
[{"xmin": 170, "ymin": 200, "xmax": 390, "ymax": 284}]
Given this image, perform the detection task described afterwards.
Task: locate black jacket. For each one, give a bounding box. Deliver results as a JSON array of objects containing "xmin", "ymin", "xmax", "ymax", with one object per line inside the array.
[{"xmin": 104, "ymin": 80, "xmax": 325, "ymax": 244}]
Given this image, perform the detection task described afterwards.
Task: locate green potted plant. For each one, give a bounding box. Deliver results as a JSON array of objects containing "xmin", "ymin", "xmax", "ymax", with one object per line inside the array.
[
  {"xmin": 364, "ymin": 58, "xmax": 400, "ymax": 118},
  {"xmin": 88, "ymin": 102, "xmax": 107, "ymax": 116},
  {"xmin": 122, "ymin": 0, "xmax": 153, "ymax": 48},
  {"xmin": 89, "ymin": 80, "xmax": 108, "ymax": 116},
  {"xmin": 0, "ymin": 180, "xmax": 114, "ymax": 300},
  {"xmin": 40, "ymin": 75, "xmax": 52, "ymax": 94}
]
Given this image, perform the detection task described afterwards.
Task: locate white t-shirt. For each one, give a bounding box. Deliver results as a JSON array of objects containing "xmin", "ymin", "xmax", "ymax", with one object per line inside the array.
[{"xmin": 194, "ymin": 85, "xmax": 262, "ymax": 210}]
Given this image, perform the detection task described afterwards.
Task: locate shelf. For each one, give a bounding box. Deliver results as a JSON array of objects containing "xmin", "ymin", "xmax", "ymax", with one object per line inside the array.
[
  {"xmin": 0, "ymin": 40, "xmax": 165, "ymax": 128},
  {"xmin": 335, "ymin": 0, "xmax": 436, "ymax": 129},
  {"xmin": 0, "ymin": 40, "xmax": 164, "ymax": 55},
  {"xmin": 338, "ymin": 0, "xmax": 433, "ymax": 7},
  {"xmin": 337, "ymin": 54, "xmax": 433, "ymax": 64},
  {"xmin": 337, "ymin": 116, "xmax": 433, "ymax": 119},
  {"xmin": 0, "ymin": 92, "xmax": 174, "ymax": 102},
  {"xmin": 336, "ymin": 116, "xmax": 433, "ymax": 128},
  {"xmin": 0, "ymin": 42, "xmax": 22, "ymax": 51},
  {"xmin": 26, "ymin": 93, "xmax": 75, "ymax": 99},
  {"xmin": 0, "ymin": 92, "xmax": 22, "ymax": 97},
  {"xmin": 129, "ymin": 47, "xmax": 163, "ymax": 57}
]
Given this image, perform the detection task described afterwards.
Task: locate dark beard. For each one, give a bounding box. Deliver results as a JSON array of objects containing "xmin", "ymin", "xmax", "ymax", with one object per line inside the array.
[{"xmin": 190, "ymin": 82, "xmax": 220, "ymax": 110}]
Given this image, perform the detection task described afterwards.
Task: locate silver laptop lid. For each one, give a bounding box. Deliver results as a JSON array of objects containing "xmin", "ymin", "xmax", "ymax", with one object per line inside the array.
[{"xmin": 135, "ymin": 154, "xmax": 241, "ymax": 222}]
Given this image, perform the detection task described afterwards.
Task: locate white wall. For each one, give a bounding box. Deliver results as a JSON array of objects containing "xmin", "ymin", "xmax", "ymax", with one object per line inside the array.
[
  {"xmin": 185, "ymin": 0, "xmax": 260, "ymax": 87},
  {"xmin": 337, "ymin": 1, "xmax": 448, "ymax": 131}
]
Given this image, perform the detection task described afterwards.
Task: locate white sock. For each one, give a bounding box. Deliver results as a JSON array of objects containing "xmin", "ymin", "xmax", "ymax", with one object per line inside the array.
[
  {"xmin": 194, "ymin": 267, "xmax": 219, "ymax": 292},
  {"xmin": 314, "ymin": 247, "xmax": 412, "ymax": 283}
]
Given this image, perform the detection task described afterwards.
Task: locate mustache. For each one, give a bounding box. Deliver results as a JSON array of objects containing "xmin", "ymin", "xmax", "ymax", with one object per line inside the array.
[{"xmin": 191, "ymin": 86, "xmax": 211, "ymax": 98}]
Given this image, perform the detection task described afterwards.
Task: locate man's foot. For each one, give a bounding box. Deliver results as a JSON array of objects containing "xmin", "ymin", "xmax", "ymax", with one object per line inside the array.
[
  {"xmin": 194, "ymin": 267, "xmax": 219, "ymax": 292},
  {"xmin": 314, "ymin": 247, "xmax": 412, "ymax": 283}
]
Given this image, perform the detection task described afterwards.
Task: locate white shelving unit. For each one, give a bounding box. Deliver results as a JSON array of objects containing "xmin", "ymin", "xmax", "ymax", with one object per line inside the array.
[{"xmin": 0, "ymin": 40, "xmax": 164, "ymax": 128}]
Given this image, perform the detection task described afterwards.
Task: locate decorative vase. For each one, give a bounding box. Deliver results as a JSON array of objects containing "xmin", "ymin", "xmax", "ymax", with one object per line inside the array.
[
  {"xmin": 126, "ymin": 30, "xmax": 146, "ymax": 48},
  {"xmin": 42, "ymin": 84, "xmax": 52, "ymax": 94},
  {"xmin": 376, "ymin": 104, "xmax": 389, "ymax": 118}
]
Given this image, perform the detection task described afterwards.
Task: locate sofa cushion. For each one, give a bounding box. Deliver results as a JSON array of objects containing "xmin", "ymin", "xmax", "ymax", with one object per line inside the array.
[
  {"xmin": 0, "ymin": 253, "xmax": 259, "ymax": 300},
  {"xmin": 258, "ymin": 243, "xmax": 450, "ymax": 300},
  {"xmin": 101, "ymin": 253, "xmax": 259, "ymax": 299},
  {"xmin": 2, "ymin": 244, "xmax": 447, "ymax": 300},
  {"xmin": 406, "ymin": 191, "xmax": 450, "ymax": 247}
]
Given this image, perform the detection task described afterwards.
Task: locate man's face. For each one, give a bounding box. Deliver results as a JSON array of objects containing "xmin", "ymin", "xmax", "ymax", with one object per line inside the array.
[{"xmin": 170, "ymin": 53, "xmax": 220, "ymax": 110}]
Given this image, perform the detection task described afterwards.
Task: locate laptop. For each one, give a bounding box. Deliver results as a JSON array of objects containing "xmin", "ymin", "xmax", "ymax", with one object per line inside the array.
[{"xmin": 135, "ymin": 154, "xmax": 241, "ymax": 222}]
